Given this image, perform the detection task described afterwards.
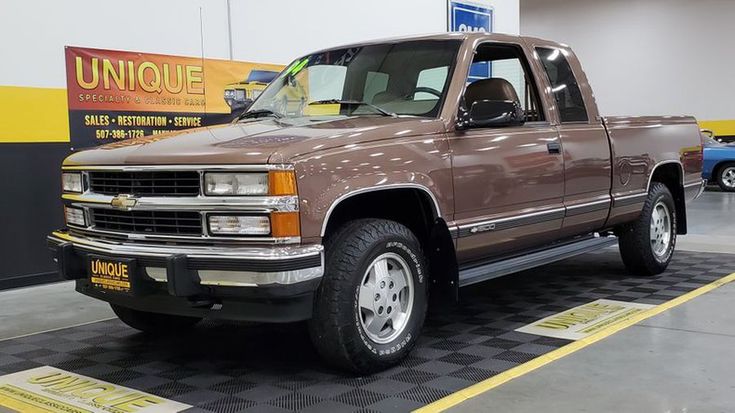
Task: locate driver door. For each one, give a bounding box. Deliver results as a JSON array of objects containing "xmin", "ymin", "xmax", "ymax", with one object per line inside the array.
[{"xmin": 449, "ymin": 42, "xmax": 564, "ymax": 263}]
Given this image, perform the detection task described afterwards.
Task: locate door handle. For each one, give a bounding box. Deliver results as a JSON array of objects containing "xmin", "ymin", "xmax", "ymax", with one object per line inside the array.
[{"xmin": 547, "ymin": 142, "xmax": 561, "ymax": 154}]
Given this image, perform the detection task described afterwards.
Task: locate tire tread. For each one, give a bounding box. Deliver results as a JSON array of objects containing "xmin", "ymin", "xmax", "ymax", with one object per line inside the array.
[{"xmin": 309, "ymin": 218, "xmax": 427, "ymax": 373}]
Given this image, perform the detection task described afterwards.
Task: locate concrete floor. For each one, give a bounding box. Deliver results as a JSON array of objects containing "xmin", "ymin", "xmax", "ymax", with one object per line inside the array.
[
  {"xmin": 0, "ymin": 281, "xmax": 114, "ymax": 340},
  {"xmin": 449, "ymin": 190, "xmax": 735, "ymax": 413},
  {"xmin": 0, "ymin": 190, "xmax": 732, "ymax": 411}
]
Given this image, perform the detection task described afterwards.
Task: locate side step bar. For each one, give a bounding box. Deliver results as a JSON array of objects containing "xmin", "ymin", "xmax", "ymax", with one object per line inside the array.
[{"xmin": 458, "ymin": 236, "xmax": 618, "ymax": 287}]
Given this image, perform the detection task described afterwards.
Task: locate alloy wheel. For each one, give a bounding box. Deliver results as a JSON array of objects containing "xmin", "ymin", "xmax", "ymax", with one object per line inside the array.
[{"xmin": 358, "ymin": 252, "xmax": 414, "ymax": 344}]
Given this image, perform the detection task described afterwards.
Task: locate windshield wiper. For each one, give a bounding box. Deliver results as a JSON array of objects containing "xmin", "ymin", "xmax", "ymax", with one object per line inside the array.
[
  {"xmin": 237, "ymin": 109, "xmax": 284, "ymax": 121},
  {"xmin": 308, "ymin": 99, "xmax": 397, "ymax": 117}
]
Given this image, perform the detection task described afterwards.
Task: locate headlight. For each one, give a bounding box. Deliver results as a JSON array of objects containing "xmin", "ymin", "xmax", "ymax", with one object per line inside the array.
[
  {"xmin": 204, "ymin": 173, "xmax": 268, "ymax": 196},
  {"xmin": 208, "ymin": 215, "xmax": 271, "ymax": 235},
  {"xmin": 64, "ymin": 206, "xmax": 86, "ymax": 226},
  {"xmin": 62, "ymin": 172, "xmax": 83, "ymax": 193}
]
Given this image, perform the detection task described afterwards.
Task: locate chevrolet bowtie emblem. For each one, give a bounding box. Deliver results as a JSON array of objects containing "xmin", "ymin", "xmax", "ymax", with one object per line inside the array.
[{"xmin": 110, "ymin": 194, "xmax": 138, "ymax": 210}]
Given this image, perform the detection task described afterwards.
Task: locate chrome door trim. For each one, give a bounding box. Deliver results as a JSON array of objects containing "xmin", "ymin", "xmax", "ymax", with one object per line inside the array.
[
  {"xmin": 456, "ymin": 207, "xmax": 566, "ymax": 238},
  {"xmin": 612, "ymin": 192, "xmax": 648, "ymax": 207},
  {"xmin": 564, "ymin": 198, "xmax": 611, "ymax": 217}
]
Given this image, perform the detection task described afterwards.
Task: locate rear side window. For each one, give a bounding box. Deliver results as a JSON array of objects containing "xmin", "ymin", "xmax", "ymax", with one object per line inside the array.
[{"xmin": 536, "ymin": 47, "xmax": 588, "ymax": 123}]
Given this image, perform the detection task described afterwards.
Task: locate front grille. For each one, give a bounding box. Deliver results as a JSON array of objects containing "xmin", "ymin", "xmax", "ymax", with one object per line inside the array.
[
  {"xmin": 88, "ymin": 171, "xmax": 200, "ymax": 196},
  {"xmin": 91, "ymin": 209, "xmax": 202, "ymax": 235}
]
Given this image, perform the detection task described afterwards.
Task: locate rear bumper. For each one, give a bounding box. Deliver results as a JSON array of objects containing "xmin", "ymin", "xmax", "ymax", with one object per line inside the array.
[{"xmin": 47, "ymin": 230, "xmax": 323, "ymax": 322}]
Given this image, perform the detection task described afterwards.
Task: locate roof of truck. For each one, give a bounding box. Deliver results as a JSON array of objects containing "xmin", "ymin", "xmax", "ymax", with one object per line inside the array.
[{"xmin": 310, "ymin": 32, "xmax": 567, "ymax": 54}]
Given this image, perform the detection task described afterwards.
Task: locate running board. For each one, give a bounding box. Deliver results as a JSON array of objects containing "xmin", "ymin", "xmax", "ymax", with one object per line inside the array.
[{"xmin": 458, "ymin": 236, "xmax": 618, "ymax": 287}]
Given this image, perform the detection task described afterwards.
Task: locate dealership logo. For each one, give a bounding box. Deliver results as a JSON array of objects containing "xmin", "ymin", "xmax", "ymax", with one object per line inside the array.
[{"xmin": 110, "ymin": 194, "xmax": 138, "ymax": 210}]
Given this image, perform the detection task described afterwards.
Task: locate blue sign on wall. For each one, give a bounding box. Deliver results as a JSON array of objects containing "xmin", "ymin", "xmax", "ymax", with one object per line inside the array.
[{"xmin": 448, "ymin": 1, "xmax": 493, "ymax": 81}]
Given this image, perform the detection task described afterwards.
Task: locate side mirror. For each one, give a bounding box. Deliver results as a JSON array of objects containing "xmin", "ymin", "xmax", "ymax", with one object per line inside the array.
[{"xmin": 457, "ymin": 100, "xmax": 525, "ymax": 129}]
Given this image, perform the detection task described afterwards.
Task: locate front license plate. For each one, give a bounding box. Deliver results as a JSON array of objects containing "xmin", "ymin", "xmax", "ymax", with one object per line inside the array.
[{"xmin": 87, "ymin": 255, "xmax": 136, "ymax": 294}]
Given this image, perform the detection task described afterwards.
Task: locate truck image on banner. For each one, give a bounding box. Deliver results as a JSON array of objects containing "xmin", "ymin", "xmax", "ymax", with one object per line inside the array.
[{"xmin": 64, "ymin": 46, "xmax": 283, "ymax": 148}]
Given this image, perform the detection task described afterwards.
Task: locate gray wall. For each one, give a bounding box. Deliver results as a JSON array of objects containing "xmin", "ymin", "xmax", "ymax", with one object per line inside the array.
[{"xmin": 520, "ymin": 0, "xmax": 735, "ymax": 122}]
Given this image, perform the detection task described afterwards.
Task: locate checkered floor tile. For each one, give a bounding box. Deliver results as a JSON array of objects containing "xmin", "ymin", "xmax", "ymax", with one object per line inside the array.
[{"xmin": 1, "ymin": 250, "xmax": 733, "ymax": 412}]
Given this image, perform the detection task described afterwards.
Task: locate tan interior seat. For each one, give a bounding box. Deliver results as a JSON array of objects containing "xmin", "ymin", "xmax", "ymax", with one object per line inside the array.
[{"xmin": 464, "ymin": 78, "xmax": 520, "ymax": 108}]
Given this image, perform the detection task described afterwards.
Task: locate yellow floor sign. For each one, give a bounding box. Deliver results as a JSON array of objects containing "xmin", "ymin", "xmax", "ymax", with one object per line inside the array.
[
  {"xmin": 0, "ymin": 366, "xmax": 190, "ymax": 413},
  {"xmin": 516, "ymin": 299, "xmax": 655, "ymax": 340}
]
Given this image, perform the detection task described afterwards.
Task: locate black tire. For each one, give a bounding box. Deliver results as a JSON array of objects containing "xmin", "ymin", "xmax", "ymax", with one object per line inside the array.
[
  {"xmin": 110, "ymin": 304, "xmax": 201, "ymax": 333},
  {"xmin": 716, "ymin": 162, "xmax": 735, "ymax": 192},
  {"xmin": 308, "ymin": 219, "xmax": 428, "ymax": 374},
  {"xmin": 618, "ymin": 182, "xmax": 677, "ymax": 275}
]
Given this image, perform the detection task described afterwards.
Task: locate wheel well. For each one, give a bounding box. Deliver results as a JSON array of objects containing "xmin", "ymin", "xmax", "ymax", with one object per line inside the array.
[
  {"xmin": 323, "ymin": 188, "xmax": 459, "ymax": 303},
  {"xmin": 650, "ymin": 163, "xmax": 687, "ymax": 234}
]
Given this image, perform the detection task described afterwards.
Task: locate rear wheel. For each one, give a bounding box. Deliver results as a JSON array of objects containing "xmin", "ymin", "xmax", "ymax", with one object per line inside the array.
[
  {"xmin": 716, "ymin": 163, "xmax": 735, "ymax": 192},
  {"xmin": 618, "ymin": 182, "xmax": 677, "ymax": 275},
  {"xmin": 111, "ymin": 304, "xmax": 201, "ymax": 333},
  {"xmin": 309, "ymin": 219, "xmax": 428, "ymax": 374}
]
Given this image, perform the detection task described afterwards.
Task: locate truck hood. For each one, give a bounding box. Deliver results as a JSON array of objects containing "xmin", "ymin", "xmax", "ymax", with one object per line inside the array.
[{"xmin": 63, "ymin": 116, "xmax": 444, "ymax": 166}]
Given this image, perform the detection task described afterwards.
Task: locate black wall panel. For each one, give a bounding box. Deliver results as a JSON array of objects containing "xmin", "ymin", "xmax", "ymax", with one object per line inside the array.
[{"xmin": 0, "ymin": 143, "xmax": 71, "ymax": 289}]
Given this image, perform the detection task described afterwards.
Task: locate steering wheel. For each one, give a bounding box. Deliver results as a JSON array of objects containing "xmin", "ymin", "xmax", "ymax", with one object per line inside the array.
[{"xmin": 407, "ymin": 87, "xmax": 442, "ymax": 99}]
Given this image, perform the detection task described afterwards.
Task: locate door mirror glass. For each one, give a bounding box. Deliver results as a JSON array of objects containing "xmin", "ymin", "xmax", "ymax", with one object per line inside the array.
[{"xmin": 458, "ymin": 100, "xmax": 525, "ymax": 129}]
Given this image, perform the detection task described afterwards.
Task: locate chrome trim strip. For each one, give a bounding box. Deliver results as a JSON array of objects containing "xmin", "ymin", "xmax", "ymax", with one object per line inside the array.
[
  {"xmin": 320, "ymin": 183, "xmax": 443, "ymax": 236},
  {"xmin": 564, "ymin": 198, "xmax": 611, "ymax": 217},
  {"xmin": 612, "ymin": 192, "xmax": 648, "ymax": 207},
  {"xmin": 63, "ymin": 193, "xmax": 299, "ymax": 212},
  {"xmin": 144, "ymin": 266, "xmax": 325, "ymax": 287},
  {"xmin": 62, "ymin": 164, "xmax": 294, "ymax": 171},
  {"xmin": 646, "ymin": 160, "xmax": 684, "ymax": 194},
  {"xmin": 69, "ymin": 227, "xmax": 300, "ymax": 245},
  {"xmin": 456, "ymin": 198, "xmax": 615, "ymax": 238},
  {"xmin": 683, "ymin": 180, "xmax": 703, "ymax": 188},
  {"xmin": 447, "ymin": 225, "xmax": 459, "ymax": 239},
  {"xmin": 613, "ymin": 192, "xmax": 647, "ymax": 201},
  {"xmin": 49, "ymin": 230, "xmax": 322, "ymax": 261},
  {"xmin": 457, "ymin": 207, "xmax": 566, "ymax": 238}
]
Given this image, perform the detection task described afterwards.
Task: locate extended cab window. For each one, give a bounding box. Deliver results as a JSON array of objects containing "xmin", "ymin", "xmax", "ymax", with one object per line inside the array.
[
  {"xmin": 536, "ymin": 47, "xmax": 588, "ymax": 123},
  {"xmin": 464, "ymin": 44, "xmax": 545, "ymax": 122}
]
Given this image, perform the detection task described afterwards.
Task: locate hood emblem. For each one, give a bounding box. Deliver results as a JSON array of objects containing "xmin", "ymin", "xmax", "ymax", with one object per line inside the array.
[{"xmin": 110, "ymin": 194, "xmax": 138, "ymax": 211}]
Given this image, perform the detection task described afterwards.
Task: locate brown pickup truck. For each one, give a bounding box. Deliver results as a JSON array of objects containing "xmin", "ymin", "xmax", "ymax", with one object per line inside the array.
[{"xmin": 49, "ymin": 33, "xmax": 706, "ymax": 373}]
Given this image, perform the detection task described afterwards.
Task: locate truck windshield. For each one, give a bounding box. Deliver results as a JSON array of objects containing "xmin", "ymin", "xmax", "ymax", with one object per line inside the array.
[{"xmin": 246, "ymin": 40, "xmax": 461, "ymax": 120}]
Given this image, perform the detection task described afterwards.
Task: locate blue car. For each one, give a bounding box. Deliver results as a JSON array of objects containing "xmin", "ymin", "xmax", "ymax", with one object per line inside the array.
[{"xmin": 703, "ymin": 131, "xmax": 735, "ymax": 192}]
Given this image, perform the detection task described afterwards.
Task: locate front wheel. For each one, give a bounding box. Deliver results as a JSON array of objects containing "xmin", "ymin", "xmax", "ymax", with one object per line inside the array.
[
  {"xmin": 309, "ymin": 219, "xmax": 428, "ymax": 374},
  {"xmin": 618, "ymin": 182, "xmax": 677, "ymax": 275},
  {"xmin": 716, "ymin": 163, "xmax": 735, "ymax": 192},
  {"xmin": 111, "ymin": 304, "xmax": 201, "ymax": 334}
]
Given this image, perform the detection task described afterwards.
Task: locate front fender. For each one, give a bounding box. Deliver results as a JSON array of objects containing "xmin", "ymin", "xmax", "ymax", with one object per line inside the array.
[{"xmin": 292, "ymin": 135, "xmax": 454, "ymax": 241}]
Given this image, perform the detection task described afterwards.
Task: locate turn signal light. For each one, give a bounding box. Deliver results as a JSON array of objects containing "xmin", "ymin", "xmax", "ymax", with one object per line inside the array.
[
  {"xmin": 270, "ymin": 211, "xmax": 300, "ymax": 238},
  {"xmin": 269, "ymin": 170, "xmax": 297, "ymax": 196}
]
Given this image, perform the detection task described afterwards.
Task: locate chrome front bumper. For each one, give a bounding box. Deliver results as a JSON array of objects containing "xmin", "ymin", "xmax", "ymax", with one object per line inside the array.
[{"xmin": 47, "ymin": 230, "xmax": 324, "ymax": 288}]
